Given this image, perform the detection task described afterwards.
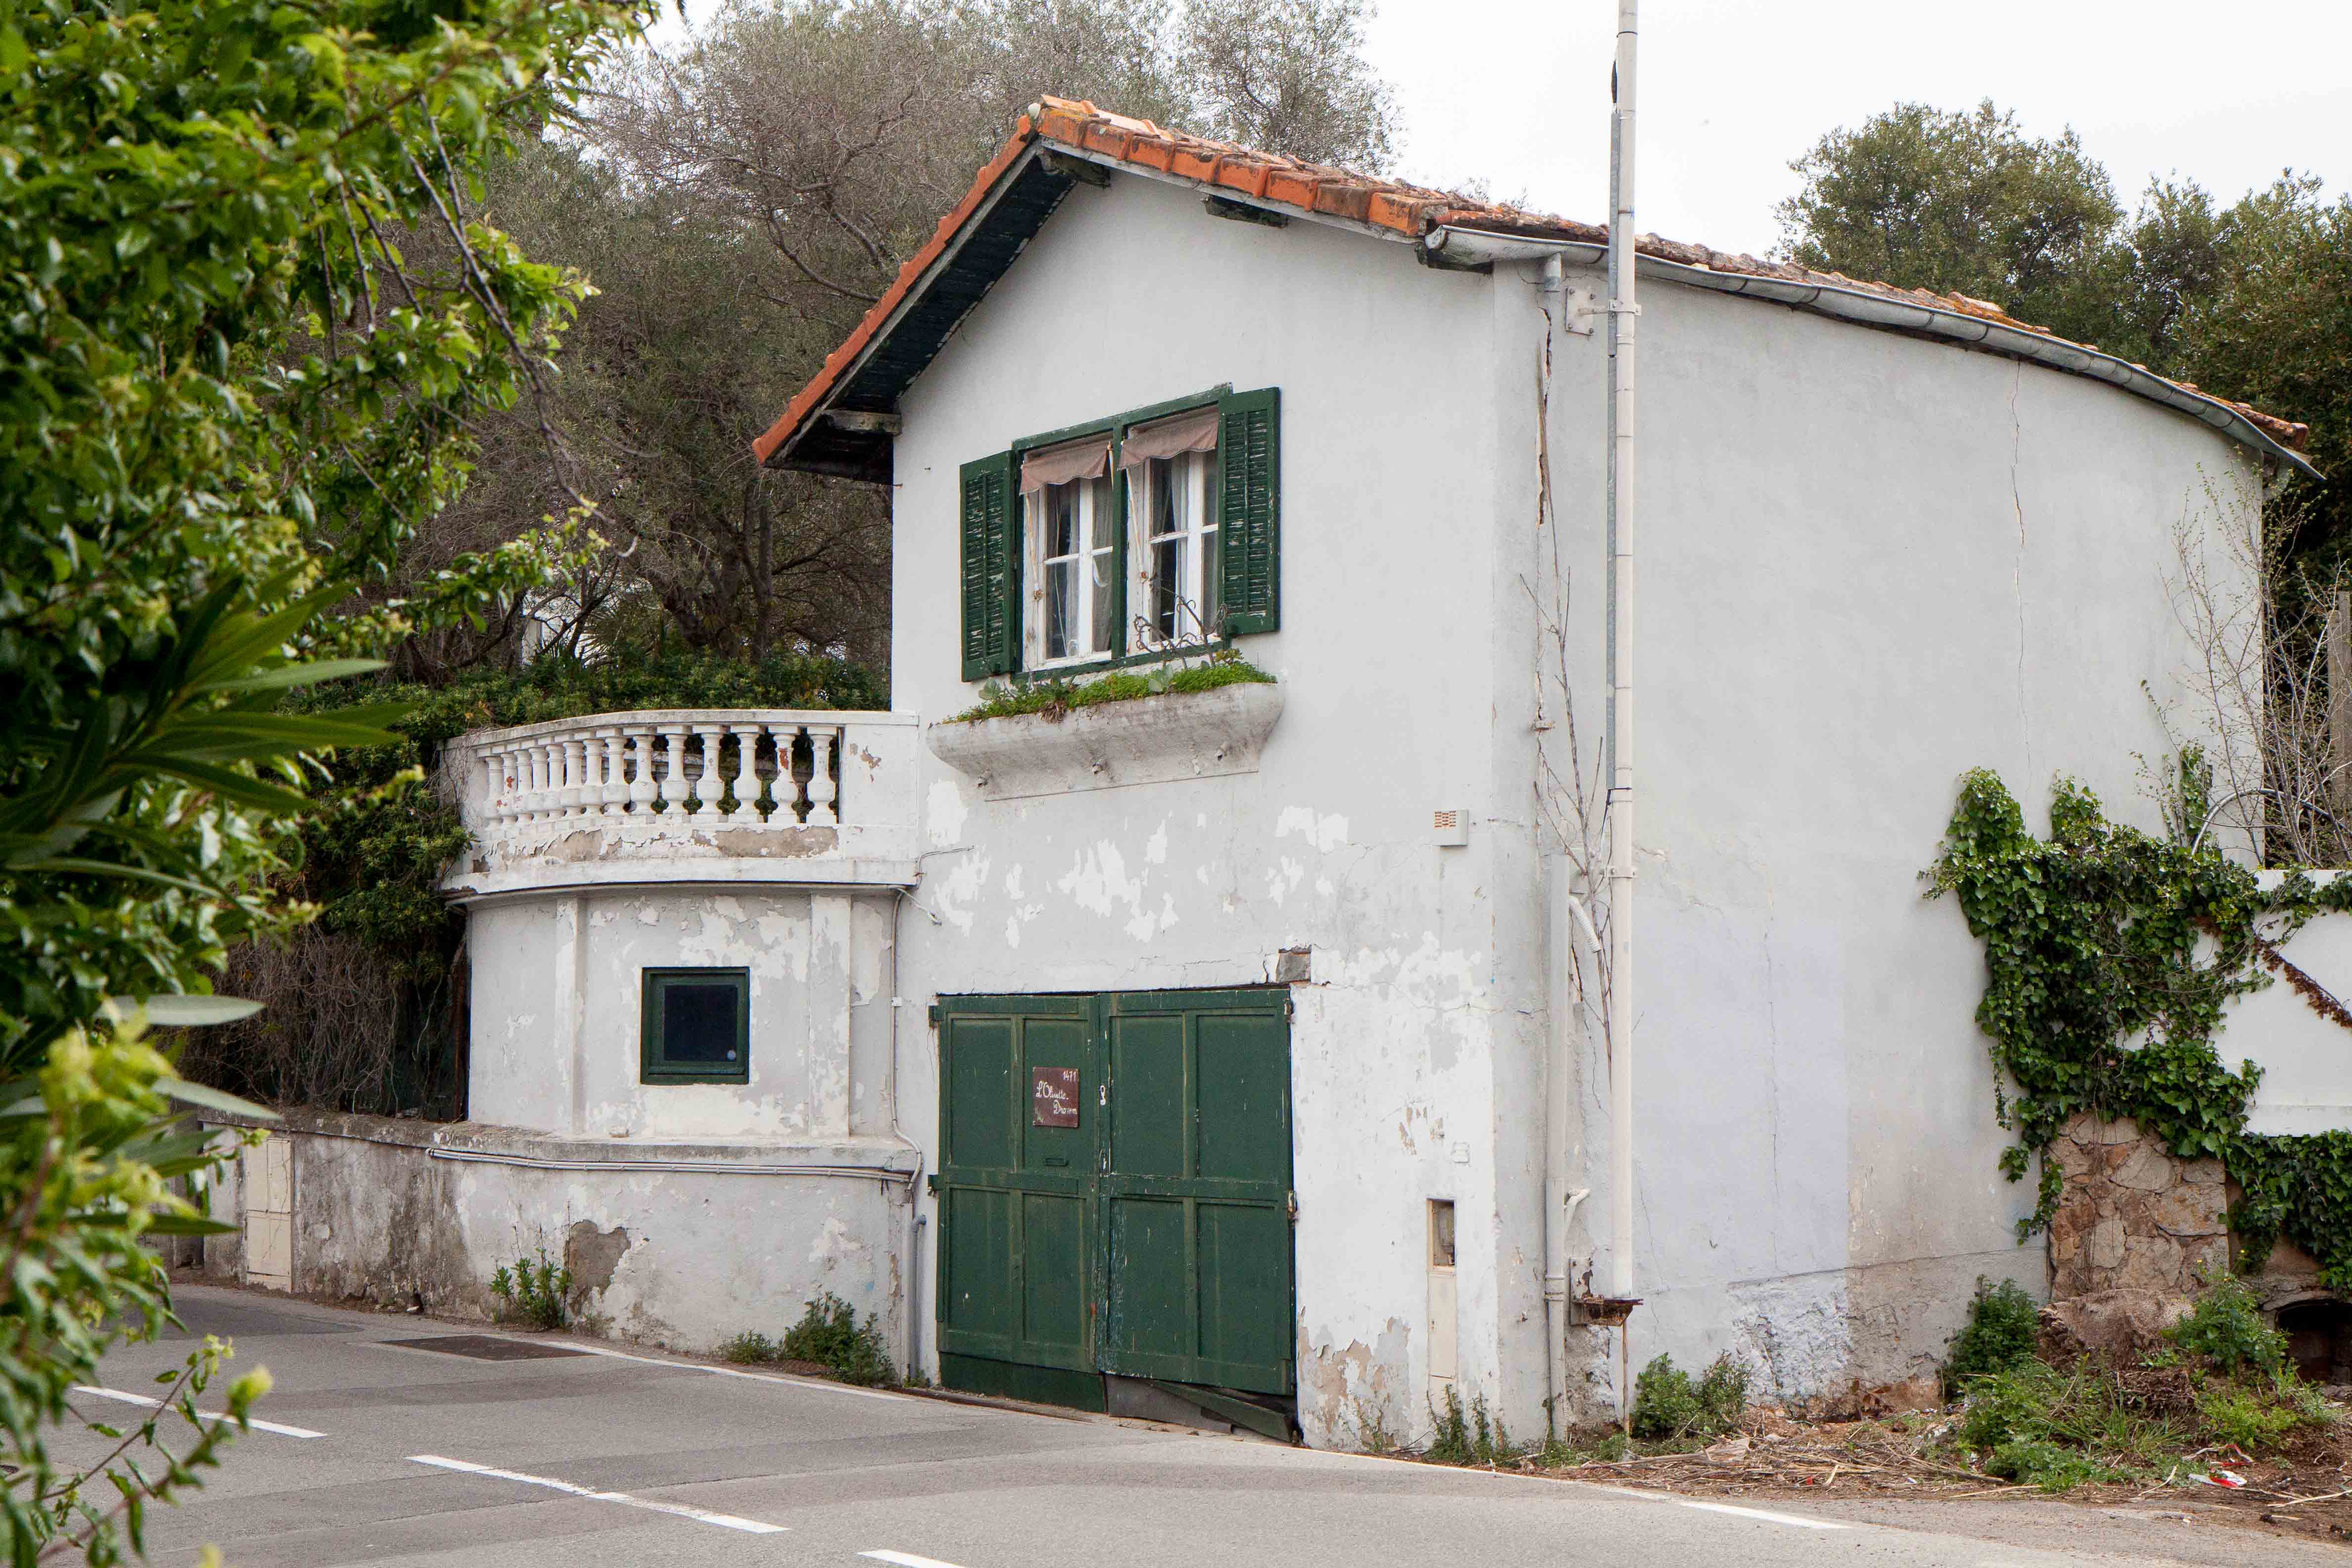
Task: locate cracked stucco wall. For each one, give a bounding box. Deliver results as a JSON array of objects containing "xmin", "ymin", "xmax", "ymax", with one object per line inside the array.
[
  {"xmin": 468, "ymin": 887, "xmax": 898, "ymax": 1141},
  {"xmin": 1537, "ymin": 271, "xmax": 2259, "ymax": 1406},
  {"xmin": 204, "ymin": 1118, "xmax": 909, "ymax": 1355},
  {"xmin": 875, "ymin": 163, "xmax": 2256, "ymax": 1445}
]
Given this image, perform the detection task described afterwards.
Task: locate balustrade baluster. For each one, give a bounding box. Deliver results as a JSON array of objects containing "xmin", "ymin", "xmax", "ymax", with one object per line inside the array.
[
  {"xmin": 730, "ymin": 723, "xmax": 764, "ymax": 822},
  {"xmin": 517, "ymin": 746, "xmax": 539, "ymax": 821},
  {"xmin": 560, "ymin": 737, "xmax": 588, "ymax": 817},
  {"xmin": 541, "ymin": 742, "xmax": 565, "ymax": 821},
  {"xmin": 623, "ymin": 727, "xmax": 655, "ymax": 813},
  {"xmin": 597, "ymin": 730, "xmax": 627, "ymax": 816},
  {"xmin": 655, "ymin": 725, "xmax": 688, "ymax": 814},
  {"xmin": 691, "ymin": 723, "xmax": 725, "ymax": 815},
  {"xmin": 808, "ymin": 727, "xmax": 839, "ymax": 827}
]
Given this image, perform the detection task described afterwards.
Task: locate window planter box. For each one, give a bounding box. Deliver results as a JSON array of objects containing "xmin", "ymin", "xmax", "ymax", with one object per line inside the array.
[{"xmin": 925, "ymin": 680, "xmax": 1282, "ymax": 800}]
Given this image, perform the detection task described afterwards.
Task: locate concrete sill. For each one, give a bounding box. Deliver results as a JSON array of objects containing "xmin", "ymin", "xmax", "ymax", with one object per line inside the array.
[{"xmin": 925, "ymin": 681, "xmax": 1283, "ymax": 800}]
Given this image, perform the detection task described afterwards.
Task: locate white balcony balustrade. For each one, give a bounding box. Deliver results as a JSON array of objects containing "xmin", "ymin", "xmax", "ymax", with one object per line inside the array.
[{"xmin": 440, "ymin": 709, "xmax": 920, "ymax": 894}]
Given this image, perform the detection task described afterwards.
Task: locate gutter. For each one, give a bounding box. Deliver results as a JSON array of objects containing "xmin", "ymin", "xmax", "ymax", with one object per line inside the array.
[{"xmin": 1426, "ymin": 227, "xmax": 2322, "ymax": 482}]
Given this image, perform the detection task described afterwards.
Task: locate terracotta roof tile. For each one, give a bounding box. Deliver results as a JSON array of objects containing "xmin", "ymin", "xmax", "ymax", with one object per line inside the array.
[{"xmin": 755, "ymin": 95, "xmax": 2311, "ymax": 468}]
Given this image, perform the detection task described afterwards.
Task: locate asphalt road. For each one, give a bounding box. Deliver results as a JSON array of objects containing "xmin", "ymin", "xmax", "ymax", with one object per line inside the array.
[{"xmin": 62, "ymin": 1286, "xmax": 2345, "ymax": 1568}]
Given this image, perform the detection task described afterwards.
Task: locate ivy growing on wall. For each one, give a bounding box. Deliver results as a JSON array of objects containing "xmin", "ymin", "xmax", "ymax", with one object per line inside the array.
[{"xmin": 1927, "ymin": 762, "xmax": 2352, "ymax": 1286}]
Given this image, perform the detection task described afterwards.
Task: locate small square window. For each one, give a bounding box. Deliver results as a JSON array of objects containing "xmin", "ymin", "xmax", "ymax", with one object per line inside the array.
[{"xmin": 640, "ymin": 968, "xmax": 750, "ymax": 1084}]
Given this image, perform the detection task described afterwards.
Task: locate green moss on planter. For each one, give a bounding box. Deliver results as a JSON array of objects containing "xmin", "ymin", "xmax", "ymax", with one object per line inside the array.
[{"xmin": 945, "ymin": 655, "xmax": 1274, "ymax": 724}]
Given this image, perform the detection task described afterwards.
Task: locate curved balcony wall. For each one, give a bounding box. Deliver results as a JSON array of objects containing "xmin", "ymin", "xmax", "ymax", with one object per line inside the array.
[{"xmin": 440, "ymin": 708, "xmax": 921, "ymax": 897}]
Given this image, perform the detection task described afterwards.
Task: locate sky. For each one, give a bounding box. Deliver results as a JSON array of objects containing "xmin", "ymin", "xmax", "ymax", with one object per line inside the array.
[{"xmin": 1358, "ymin": 0, "xmax": 2352, "ymax": 256}]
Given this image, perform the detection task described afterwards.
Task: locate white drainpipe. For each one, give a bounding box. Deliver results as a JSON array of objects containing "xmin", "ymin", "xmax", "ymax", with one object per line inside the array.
[{"xmin": 1604, "ymin": 0, "xmax": 1641, "ymax": 1317}]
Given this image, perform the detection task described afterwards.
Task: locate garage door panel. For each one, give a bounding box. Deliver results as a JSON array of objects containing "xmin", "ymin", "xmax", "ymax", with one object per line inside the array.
[
  {"xmin": 1108, "ymin": 1196, "xmax": 1190, "ymax": 1360},
  {"xmin": 1109, "ymin": 1014, "xmax": 1187, "ymax": 1178},
  {"xmin": 1022, "ymin": 1191, "xmax": 1089, "ymax": 1353},
  {"xmin": 1196, "ymin": 1013, "xmax": 1289, "ymax": 1184},
  {"xmin": 940, "ymin": 1185, "xmax": 1014, "ymax": 1354},
  {"xmin": 1197, "ymin": 1201, "xmax": 1293, "ymax": 1390},
  {"xmin": 944, "ymin": 1017, "xmax": 1014, "ymax": 1171}
]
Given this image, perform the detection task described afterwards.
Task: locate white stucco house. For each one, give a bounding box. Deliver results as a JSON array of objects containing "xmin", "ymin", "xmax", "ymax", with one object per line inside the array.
[{"xmin": 206, "ymin": 97, "xmax": 2327, "ymax": 1447}]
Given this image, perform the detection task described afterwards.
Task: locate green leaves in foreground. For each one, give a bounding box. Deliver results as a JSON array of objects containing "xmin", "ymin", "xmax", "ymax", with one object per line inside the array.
[{"xmin": 0, "ymin": 1018, "xmax": 271, "ymax": 1564}]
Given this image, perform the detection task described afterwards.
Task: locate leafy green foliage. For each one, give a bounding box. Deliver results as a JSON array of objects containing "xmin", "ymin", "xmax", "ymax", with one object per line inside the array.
[
  {"xmin": 0, "ymin": 0, "xmax": 656, "ymax": 1065},
  {"xmin": 1924, "ymin": 766, "xmax": 2352, "ymax": 1235},
  {"xmin": 2164, "ymin": 1271, "xmax": 2288, "ymax": 1375},
  {"xmin": 1779, "ymin": 103, "xmax": 2350, "ymax": 551},
  {"xmin": 490, "ymin": 1251, "xmax": 573, "ymax": 1331},
  {"xmin": 1778, "ymin": 101, "xmax": 2127, "ymax": 350},
  {"xmin": 1630, "ymin": 1354, "xmax": 1750, "ymax": 1442},
  {"xmin": 1942, "ymin": 1277, "xmax": 2042, "ymax": 1397},
  {"xmin": 948, "ymin": 655, "xmax": 1274, "ymax": 724},
  {"xmin": 0, "ymin": 1020, "xmax": 270, "ymax": 1561},
  {"xmin": 2230, "ymin": 1132, "xmax": 2352, "ymax": 1286},
  {"xmin": 1956, "ymin": 1361, "xmax": 2168, "ymax": 1488},
  {"xmin": 778, "ymin": 1291, "xmax": 896, "ymax": 1386},
  {"xmin": 1423, "ymin": 1384, "xmax": 1473, "ymax": 1464}
]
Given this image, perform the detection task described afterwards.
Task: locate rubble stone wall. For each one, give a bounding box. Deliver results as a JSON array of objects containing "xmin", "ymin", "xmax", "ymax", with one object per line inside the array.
[{"xmin": 2047, "ymin": 1114, "xmax": 2229, "ymax": 1299}]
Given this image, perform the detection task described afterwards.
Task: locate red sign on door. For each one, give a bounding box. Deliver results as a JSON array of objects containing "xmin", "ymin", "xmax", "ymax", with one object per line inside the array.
[{"xmin": 1031, "ymin": 1066, "xmax": 1081, "ymax": 1128}]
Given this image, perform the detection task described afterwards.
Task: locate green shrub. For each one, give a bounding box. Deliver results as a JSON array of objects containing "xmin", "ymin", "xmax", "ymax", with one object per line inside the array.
[
  {"xmin": 2165, "ymin": 1271, "xmax": 2288, "ymax": 1375},
  {"xmin": 490, "ymin": 1251, "xmax": 573, "ymax": 1331},
  {"xmin": 1630, "ymin": 1353, "xmax": 1750, "ymax": 1441},
  {"xmin": 1984, "ymin": 1437, "xmax": 2114, "ymax": 1491},
  {"xmin": 1942, "ymin": 1277, "xmax": 2041, "ymax": 1396},
  {"xmin": 779, "ymin": 1291, "xmax": 896, "ymax": 1385}
]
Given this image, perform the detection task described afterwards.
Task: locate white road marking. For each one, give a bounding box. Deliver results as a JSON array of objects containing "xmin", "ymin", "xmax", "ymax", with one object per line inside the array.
[
  {"xmin": 72, "ymin": 1385, "xmax": 326, "ymax": 1439},
  {"xmin": 861, "ymin": 1553, "xmax": 973, "ymax": 1568},
  {"xmin": 1609, "ymin": 1486, "xmax": 1848, "ymax": 1530},
  {"xmin": 408, "ymin": 1453, "xmax": 786, "ymax": 1534},
  {"xmin": 561, "ymin": 1341, "xmax": 907, "ymax": 1402},
  {"xmin": 1677, "ymin": 1501, "xmax": 1851, "ymax": 1530}
]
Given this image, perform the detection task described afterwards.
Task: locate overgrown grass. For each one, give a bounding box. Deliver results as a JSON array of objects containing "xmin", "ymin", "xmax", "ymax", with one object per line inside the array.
[
  {"xmin": 1946, "ymin": 1273, "xmax": 2338, "ymax": 1490},
  {"xmin": 725, "ymin": 1292, "xmax": 898, "ymax": 1386},
  {"xmin": 944, "ymin": 653, "xmax": 1273, "ymax": 723}
]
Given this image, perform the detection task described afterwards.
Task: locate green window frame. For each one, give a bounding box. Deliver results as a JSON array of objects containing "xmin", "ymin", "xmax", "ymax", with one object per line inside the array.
[
  {"xmin": 640, "ymin": 967, "xmax": 751, "ymax": 1085},
  {"xmin": 957, "ymin": 385, "xmax": 1279, "ymax": 681}
]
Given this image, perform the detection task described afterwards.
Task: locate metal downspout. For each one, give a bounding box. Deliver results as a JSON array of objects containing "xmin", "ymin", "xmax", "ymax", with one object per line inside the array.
[{"xmin": 1605, "ymin": 0, "xmax": 1641, "ymax": 1334}]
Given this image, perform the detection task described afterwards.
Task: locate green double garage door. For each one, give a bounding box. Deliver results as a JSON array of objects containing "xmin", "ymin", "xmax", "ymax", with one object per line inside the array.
[{"xmin": 934, "ymin": 989, "xmax": 1294, "ymax": 1411}]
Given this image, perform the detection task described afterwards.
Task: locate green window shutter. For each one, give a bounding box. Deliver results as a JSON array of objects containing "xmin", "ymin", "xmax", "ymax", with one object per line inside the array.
[
  {"xmin": 959, "ymin": 451, "xmax": 1017, "ymax": 680},
  {"xmin": 1217, "ymin": 388, "xmax": 1279, "ymax": 635}
]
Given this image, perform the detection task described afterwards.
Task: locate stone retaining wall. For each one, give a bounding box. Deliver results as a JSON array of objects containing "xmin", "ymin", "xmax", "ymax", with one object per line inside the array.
[{"xmin": 2047, "ymin": 1114, "xmax": 2229, "ymax": 1299}]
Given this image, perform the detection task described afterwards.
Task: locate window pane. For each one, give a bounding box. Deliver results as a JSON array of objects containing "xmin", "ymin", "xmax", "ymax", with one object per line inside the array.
[
  {"xmin": 1153, "ymin": 537, "xmax": 1184, "ymax": 638},
  {"xmin": 661, "ymin": 982, "xmax": 739, "ymax": 1065},
  {"xmin": 1088, "ymin": 478, "xmax": 1116, "ymax": 552},
  {"xmin": 1149, "ymin": 459, "xmax": 1176, "ymax": 540},
  {"xmin": 1046, "ymin": 559, "xmax": 1075, "ymax": 659},
  {"xmin": 1091, "ymin": 541, "xmax": 1117, "ymax": 650},
  {"xmin": 1047, "ymin": 485, "xmax": 1079, "ymax": 558}
]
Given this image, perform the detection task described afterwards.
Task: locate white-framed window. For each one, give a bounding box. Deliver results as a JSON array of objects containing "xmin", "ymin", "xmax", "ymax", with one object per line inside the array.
[
  {"xmin": 1128, "ymin": 451, "xmax": 1219, "ymax": 649},
  {"xmin": 1029, "ymin": 476, "xmax": 1117, "ymax": 667}
]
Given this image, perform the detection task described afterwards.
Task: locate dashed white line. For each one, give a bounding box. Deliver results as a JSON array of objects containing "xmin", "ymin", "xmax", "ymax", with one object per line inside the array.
[
  {"xmin": 861, "ymin": 1552, "xmax": 973, "ymax": 1568},
  {"xmin": 1610, "ymin": 1485, "xmax": 1849, "ymax": 1530},
  {"xmin": 1677, "ymin": 1500, "xmax": 1851, "ymax": 1530},
  {"xmin": 72, "ymin": 1385, "xmax": 326, "ymax": 1439},
  {"xmin": 409, "ymin": 1454, "xmax": 786, "ymax": 1533}
]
